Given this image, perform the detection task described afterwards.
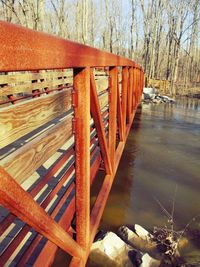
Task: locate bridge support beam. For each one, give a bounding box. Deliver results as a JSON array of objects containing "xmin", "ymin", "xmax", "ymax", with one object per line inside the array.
[{"xmin": 73, "ymin": 67, "xmax": 90, "ymax": 253}]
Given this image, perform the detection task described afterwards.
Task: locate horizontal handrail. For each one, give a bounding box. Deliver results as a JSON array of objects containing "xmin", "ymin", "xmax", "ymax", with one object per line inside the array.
[{"xmin": 0, "ymin": 21, "xmax": 142, "ymax": 71}]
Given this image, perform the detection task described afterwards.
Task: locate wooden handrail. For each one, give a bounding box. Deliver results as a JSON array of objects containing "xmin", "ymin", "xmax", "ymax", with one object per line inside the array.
[{"xmin": 0, "ymin": 21, "xmax": 142, "ymax": 71}]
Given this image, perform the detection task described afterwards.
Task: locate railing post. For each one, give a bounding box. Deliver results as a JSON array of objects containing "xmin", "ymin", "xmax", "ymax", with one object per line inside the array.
[
  {"xmin": 73, "ymin": 67, "xmax": 90, "ymax": 252},
  {"xmin": 140, "ymin": 70, "xmax": 142, "ymax": 101},
  {"xmin": 136, "ymin": 68, "xmax": 139, "ymax": 105},
  {"xmin": 121, "ymin": 66, "xmax": 128, "ymax": 139},
  {"xmin": 108, "ymin": 67, "xmax": 118, "ymax": 170},
  {"xmin": 127, "ymin": 67, "xmax": 133, "ymax": 123},
  {"xmin": 132, "ymin": 67, "xmax": 135, "ymax": 111}
]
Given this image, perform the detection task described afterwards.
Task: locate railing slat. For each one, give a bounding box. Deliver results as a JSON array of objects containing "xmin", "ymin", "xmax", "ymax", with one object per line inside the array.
[
  {"xmin": 1, "ymin": 116, "xmax": 72, "ymax": 184},
  {"xmin": 0, "ymin": 89, "xmax": 71, "ymax": 147},
  {"xmin": 117, "ymin": 75, "xmax": 123, "ymax": 142}
]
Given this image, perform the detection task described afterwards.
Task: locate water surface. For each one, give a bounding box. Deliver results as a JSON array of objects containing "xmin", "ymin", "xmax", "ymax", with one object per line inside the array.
[{"xmin": 100, "ymin": 97, "xmax": 200, "ymax": 264}]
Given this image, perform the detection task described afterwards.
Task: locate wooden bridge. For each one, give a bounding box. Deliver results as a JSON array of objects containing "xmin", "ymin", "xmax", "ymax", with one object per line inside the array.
[{"xmin": 0, "ymin": 21, "xmax": 144, "ymax": 266}]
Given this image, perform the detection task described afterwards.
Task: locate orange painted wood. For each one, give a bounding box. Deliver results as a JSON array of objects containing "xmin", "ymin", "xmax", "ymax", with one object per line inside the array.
[
  {"xmin": 108, "ymin": 67, "xmax": 118, "ymax": 170},
  {"xmin": 117, "ymin": 75, "xmax": 123, "ymax": 142},
  {"xmin": 127, "ymin": 67, "xmax": 134, "ymax": 123},
  {"xmin": 0, "ymin": 21, "xmax": 142, "ymax": 71},
  {"xmin": 132, "ymin": 67, "xmax": 136, "ymax": 109},
  {"xmin": 90, "ymin": 71, "xmax": 112, "ymax": 175},
  {"xmin": 73, "ymin": 68, "xmax": 90, "ymax": 250},
  {"xmin": 121, "ymin": 67, "xmax": 128, "ymax": 140}
]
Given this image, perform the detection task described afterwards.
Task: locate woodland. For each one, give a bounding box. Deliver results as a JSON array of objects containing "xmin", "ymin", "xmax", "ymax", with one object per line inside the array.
[{"xmin": 0, "ymin": 0, "xmax": 199, "ymax": 95}]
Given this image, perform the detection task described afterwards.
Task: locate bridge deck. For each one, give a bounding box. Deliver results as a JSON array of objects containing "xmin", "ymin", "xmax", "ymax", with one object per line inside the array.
[{"xmin": 0, "ymin": 21, "xmax": 144, "ymax": 267}]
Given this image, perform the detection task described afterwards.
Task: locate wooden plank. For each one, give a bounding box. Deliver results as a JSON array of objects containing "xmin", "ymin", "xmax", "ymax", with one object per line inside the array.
[
  {"xmin": 0, "ymin": 167, "xmax": 83, "ymax": 259},
  {"xmin": 73, "ymin": 68, "xmax": 90, "ymax": 250},
  {"xmin": 95, "ymin": 78, "xmax": 109, "ymax": 94},
  {"xmin": 0, "ymin": 70, "xmax": 72, "ymax": 84},
  {"xmin": 121, "ymin": 67, "xmax": 128, "ymax": 139},
  {"xmin": 18, "ymin": 190, "xmax": 75, "ymax": 267},
  {"xmin": 0, "ymin": 21, "xmax": 142, "ymax": 71},
  {"xmin": 0, "ymin": 89, "xmax": 72, "ymax": 148},
  {"xmin": 0, "ymin": 116, "xmax": 72, "ymax": 184},
  {"xmin": 32, "ymin": 149, "xmax": 101, "ymax": 267},
  {"xmin": 98, "ymin": 91, "xmax": 108, "ymax": 111},
  {"xmin": 0, "ymin": 77, "xmax": 72, "ymax": 96}
]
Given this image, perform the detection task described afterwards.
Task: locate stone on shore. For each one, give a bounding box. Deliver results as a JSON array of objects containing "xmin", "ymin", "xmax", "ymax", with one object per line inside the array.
[
  {"xmin": 88, "ymin": 232, "xmax": 133, "ymax": 267},
  {"xmin": 142, "ymin": 87, "xmax": 175, "ymax": 104},
  {"xmin": 88, "ymin": 225, "xmax": 161, "ymax": 267}
]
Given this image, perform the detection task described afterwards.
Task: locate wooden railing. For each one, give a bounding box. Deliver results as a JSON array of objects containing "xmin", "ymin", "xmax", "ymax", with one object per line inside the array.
[{"xmin": 0, "ymin": 21, "xmax": 144, "ymax": 267}]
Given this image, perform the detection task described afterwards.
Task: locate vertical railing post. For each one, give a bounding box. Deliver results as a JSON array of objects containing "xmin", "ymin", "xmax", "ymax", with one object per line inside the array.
[
  {"xmin": 142, "ymin": 71, "xmax": 144, "ymax": 94},
  {"xmin": 140, "ymin": 70, "xmax": 142, "ymax": 101},
  {"xmin": 136, "ymin": 68, "xmax": 138, "ymax": 105},
  {"xmin": 121, "ymin": 66, "xmax": 128, "ymax": 139},
  {"xmin": 134, "ymin": 67, "xmax": 137, "ymax": 108},
  {"xmin": 132, "ymin": 67, "xmax": 136, "ymax": 111},
  {"xmin": 127, "ymin": 67, "xmax": 133, "ymax": 123},
  {"xmin": 117, "ymin": 74, "xmax": 123, "ymax": 142},
  {"xmin": 73, "ymin": 67, "xmax": 90, "ymax": 253},
  {"xmin": 138, "ymin": 69, "xmax": 140, "ymax": 102},
  {"xmin": 108, "ymin": 67, "xmax": 118, "ymax": 170}
]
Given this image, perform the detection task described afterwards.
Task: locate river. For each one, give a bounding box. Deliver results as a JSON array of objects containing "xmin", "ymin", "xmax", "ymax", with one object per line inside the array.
[{"xmin": 100, "ymin": 97, "xmax": 200, "ymax": 265}]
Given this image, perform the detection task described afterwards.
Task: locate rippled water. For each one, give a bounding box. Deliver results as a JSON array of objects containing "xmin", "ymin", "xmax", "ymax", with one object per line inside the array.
[{"xmin": 100, "ymin": 97, "xmax": 200, "ymax": 264}]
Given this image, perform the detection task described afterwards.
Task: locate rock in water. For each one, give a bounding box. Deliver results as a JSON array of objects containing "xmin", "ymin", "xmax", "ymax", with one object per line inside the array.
[
  {"xmin": 88, "ymin": 232, "xmax": 134, "ymax": 267},
  {"xmin": 140, "ymin": 254, "xmax": 160, "ymax": 267},
  {"xmin": 118, "ymin": 225, "xmax": 162, "ymax": 261}
]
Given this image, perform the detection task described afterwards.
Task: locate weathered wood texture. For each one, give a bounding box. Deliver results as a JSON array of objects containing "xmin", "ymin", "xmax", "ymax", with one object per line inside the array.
[
  {"xmin": 1, "ymin": 116, "xmax": 72, "ymax": 184},
  {"xmin": 0, "ymin": 89, "xmax": 72, "ymax": 147}
]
